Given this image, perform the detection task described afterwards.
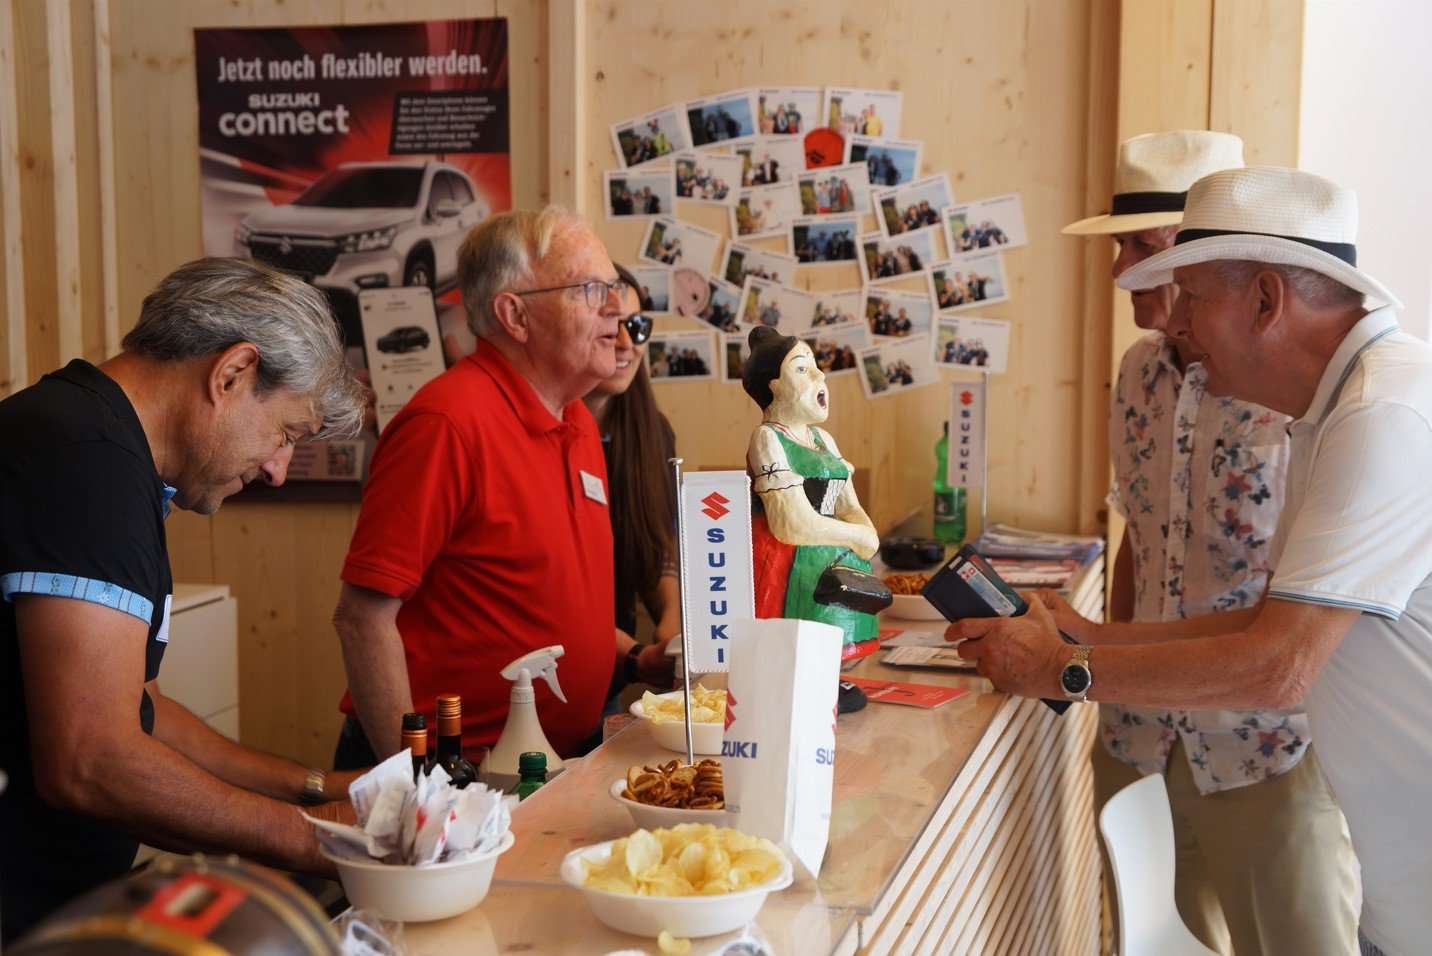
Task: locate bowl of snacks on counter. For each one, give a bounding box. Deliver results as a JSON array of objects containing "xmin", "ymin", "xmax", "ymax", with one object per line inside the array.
[
  {"xmin": 629, "ymin": 685, "xmax": 726, "ymax": 755},
  {"xmin": 611, "ymin": 759, "xmax": 729, "ymax": 829},
  {"xmin": 561, "ymin": 824, "xmax": 793, "ymax": 939},
  {"xmin": 308, "ymin": 751, "xmax": 515, "ymax": 923},
  {"xmin": 884, "ymin": 572, "xmax": 945, "ymax": 621}
]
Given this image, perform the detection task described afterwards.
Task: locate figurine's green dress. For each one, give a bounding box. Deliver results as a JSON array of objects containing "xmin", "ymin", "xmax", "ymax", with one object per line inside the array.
[{"xmin": 750, "ymin": 424, "xmax": 879, "ymax": 644}]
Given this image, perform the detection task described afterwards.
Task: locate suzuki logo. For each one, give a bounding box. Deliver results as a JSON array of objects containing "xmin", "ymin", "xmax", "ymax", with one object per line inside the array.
[
  {"xmin": 724, "ymin": 689, "xmax": 738, "ymax": 731},
  {"xmin": 278, "ymin": 236, "xmax": 293, "ymax": 256},
  {"xmin": 701, "ymin": 492, "xmax": 730, "ymax": 520},
  {"xmin": 960, "ymin": 390, "xmax": 974, "ymax": 406}
]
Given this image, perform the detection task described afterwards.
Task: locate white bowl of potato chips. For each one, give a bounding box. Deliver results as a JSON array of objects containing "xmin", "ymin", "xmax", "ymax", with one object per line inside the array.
[
  {"xmin": 561, "ymin": 825, "xmax": 792, "ymax": 939},
  {"xmin": 629, "ymin": 686, "xmax": 726, "ymax": 756}
]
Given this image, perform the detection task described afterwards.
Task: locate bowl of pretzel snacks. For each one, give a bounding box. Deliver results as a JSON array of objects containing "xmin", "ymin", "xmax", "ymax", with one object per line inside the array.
[
  {"xmin": 611, "ymin": 759, "xmax": 730, "ymax": 830},
  {"xmin": 884, "ymin": 572, "xmax": 945, "ymax": 621}
]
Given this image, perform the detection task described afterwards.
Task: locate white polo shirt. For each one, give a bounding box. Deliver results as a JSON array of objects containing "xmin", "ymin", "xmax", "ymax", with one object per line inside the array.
[{"xmin": 1266, "ymin": 307, "xmax": 1432, "ymax": 955}]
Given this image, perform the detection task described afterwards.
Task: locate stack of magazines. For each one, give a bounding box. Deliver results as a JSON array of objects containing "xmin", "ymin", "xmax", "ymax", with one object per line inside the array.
[{"xmin": 972, "ymin": 523, "xmax": 1106, "ymax": 621}]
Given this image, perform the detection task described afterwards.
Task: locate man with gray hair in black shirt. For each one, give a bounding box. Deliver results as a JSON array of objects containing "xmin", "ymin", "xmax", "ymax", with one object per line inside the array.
[{"xmin": 0, "ymin": 257, "xmax": 367, "ymax": 942}]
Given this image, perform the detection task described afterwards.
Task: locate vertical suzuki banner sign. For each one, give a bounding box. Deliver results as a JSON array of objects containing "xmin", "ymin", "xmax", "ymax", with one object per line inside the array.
[
  {"xmin": 194, "ymin": 20, "xmax": 509, "ymax": 484},
  {"xmin": 949, "ymin": 379, "xmax": 987, "ymax": 493},
  {"xmin": 678, "ymin": 471, "xmax": 756, "ymax": 673}
]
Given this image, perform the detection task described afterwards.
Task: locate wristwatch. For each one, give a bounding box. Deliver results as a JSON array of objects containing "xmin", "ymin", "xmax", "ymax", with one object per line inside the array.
[
  {"xmin": 301, "ymin": 768, "xmax": 328, "ymax": 805},
  {"xmin": 1060, "ymin": 645, "xmax": 1093, "ymax": 701},
  {"xmin": 623, "ymin": 642, "xmax": 643, "ymax": 684}
]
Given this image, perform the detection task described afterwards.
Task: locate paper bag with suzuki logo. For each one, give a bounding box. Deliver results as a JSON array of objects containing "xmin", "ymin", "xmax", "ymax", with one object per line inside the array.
[{"xmin": 724, "ymin": 617, "xmax": 842, "ymax": 878}]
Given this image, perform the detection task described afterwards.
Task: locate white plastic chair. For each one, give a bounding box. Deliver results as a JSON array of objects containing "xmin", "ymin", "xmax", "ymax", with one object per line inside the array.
[{"xmin": 1099, "ymin": 773, "xmax": 1219, "ymax": 956}]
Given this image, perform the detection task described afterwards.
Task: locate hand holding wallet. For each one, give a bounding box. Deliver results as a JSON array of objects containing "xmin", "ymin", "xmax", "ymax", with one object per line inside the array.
[{"xmin": 920, "ymin": 544, "xmax": 1073, "ymax": 715}]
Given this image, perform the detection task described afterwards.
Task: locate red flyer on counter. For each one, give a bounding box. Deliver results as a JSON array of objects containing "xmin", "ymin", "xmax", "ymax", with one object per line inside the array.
[{"xmin": 846, "ymin": 677, "xmax": 971, "ymax": 709}]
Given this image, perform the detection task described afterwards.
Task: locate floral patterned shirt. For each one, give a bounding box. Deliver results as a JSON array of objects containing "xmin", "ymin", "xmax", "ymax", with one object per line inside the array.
[{"xmin": 1105, "ymin": 332, "xmax": 1308, "ymax": 795}]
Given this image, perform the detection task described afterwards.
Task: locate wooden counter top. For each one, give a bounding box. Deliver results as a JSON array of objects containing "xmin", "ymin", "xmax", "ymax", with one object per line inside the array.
[{"xmin": 402, "ymin": 645, "xmax": 1100, "ymax": 955}]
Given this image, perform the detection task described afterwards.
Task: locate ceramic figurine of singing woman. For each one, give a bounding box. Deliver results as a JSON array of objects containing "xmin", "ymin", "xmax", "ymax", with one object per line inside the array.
[{"xmin": 742, "ymin": 326, "xmax": 882, "ymax": 645}]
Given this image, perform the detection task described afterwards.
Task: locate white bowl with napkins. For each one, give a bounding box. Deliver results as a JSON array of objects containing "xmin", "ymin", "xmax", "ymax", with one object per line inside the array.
[{"xmin": 322, "ymin": 829, "xmax": 514, "ymax": 922}]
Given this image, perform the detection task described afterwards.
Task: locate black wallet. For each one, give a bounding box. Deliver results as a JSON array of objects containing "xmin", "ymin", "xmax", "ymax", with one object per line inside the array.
[{"xmin": 921, "ymin": 544, "xmax": 1074, "ymax": 715}]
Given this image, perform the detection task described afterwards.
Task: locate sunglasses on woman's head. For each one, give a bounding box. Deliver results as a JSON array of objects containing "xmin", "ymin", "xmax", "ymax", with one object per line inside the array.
[{"xmin": 622, "ymin": 313, "xmax": 653, "ymax": 345}]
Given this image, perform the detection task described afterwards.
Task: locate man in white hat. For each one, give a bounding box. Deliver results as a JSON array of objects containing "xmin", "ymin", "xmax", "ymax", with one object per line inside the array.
[
  {"xmin": 1062, "ymin": 134, "xmax": 1359, "ymax": 955},
  {"xmin": 959, "ymin": 165, "xmax": 1429, "ymax": 956}
]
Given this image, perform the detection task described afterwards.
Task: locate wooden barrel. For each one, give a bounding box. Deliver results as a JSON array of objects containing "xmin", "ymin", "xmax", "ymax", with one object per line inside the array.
[{"xmin": 11, "ymin": 854, "xmax": 341, "ymax": 955}]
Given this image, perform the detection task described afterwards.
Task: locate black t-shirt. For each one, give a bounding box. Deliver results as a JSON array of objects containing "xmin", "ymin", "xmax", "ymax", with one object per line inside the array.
[{"xmin": 0, "ymin": 360, "xmax": 173, "ymax": 943}]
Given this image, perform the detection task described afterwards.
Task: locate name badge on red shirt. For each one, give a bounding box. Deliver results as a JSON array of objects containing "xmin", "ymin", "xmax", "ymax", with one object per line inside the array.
[{"xmin": 580, "ymin": 470, "xmax": 607, "ymax": 505}]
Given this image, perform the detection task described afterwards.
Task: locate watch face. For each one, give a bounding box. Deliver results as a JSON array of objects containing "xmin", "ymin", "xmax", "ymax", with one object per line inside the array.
[{"xmin": 1061, "ymin": 664, "xmax": 1091, "ymax": 696}]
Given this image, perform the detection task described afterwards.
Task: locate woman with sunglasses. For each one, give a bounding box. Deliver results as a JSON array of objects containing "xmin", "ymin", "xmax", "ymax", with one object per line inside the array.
[{"xmin": 583, "ymin": 263, "xmax": 681, "ymax": 713}]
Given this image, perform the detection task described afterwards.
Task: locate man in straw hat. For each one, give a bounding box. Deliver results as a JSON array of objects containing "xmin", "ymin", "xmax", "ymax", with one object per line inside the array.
[
  {"xmin": 958, "ymin": 164, "xmax": 1428, "ymax": 956},
  {"xmin": 1061, "ymin": 134, "xmax": 1359, "ymax": 955}
]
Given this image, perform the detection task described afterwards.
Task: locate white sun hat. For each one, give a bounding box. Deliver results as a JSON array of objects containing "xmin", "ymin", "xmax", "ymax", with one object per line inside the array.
[
  {"xmin": 1116, "ymin": 166, "xmax": 1402, "ymax": 309},
  {"xmin": 1063, "ymin": 130, "xmax": 1245, "ymax": 235}
]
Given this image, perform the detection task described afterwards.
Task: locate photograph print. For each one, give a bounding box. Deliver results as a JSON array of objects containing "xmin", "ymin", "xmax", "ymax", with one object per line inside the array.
[
  {"xmin": 756, "ymin": 87, "xmax": 822, "ymax": 136},
  {"xmin": 944, "ymin": 193, "xmax": 1029, "ymax": 254},
  {"xmin": 858, "ymin": 334, "xmax": 938, "ymax": 400},
  {"xmin": 823, "ymin": 87, "xmax": 903, "ymax": 139},
  {"xmin": 739, "ymin": 276, "xmax": 817, "ymax": 336},
  {"xmin": 862, "ymin": 287, "xmax": 936, "ymax": 339},
  {"xmin": 686, "ymin": 89, "xmax": 758, "ymax": 148},
  {"xmin": 792, "ymin": 216, "xmax": 860, "ymax": 265},
  {"xmin": 674, "ymin": 151, "xmax": 742, "ymax": 205},
  {"xmin": 736, "ymin": 136, "xmax": 805, "ymax": 186},
  {"xmin": 670, "ymin": 273, "xmax": 744, "ymax": 333},
  {"xmin": 936, "ymin": 315, "xmax": 1012, "ymax": 374},
  {"xmin": 648, "ymin": 329, "xmax": 717, "ymax": 382},
  {"xmin": 720, "ymin": 332, "xmax": 751, "ymax": 383},
  {"xmin": 927, "ymin": 254, "xmax": 1010, "ymax": 312},
  {"xmin": 627, "ymin": 265, "xmax": 671, "ymax": 313},
  {"xmin": 730, "ymin": 182, "xmax": 801, "ymax": 244},
  {"xmin": 720, "ymin": 242, "xmax": 798, "ymax": 287},
  {"xmin": 858, "ymin": 227, "xmax": 940, "ymax": 284},
  {"xmin": 798, "ymin": 162, "xmax": 872, "ymax": 216},
  {"xmin": 846, "ymin": 136, "xmax": 922, "ymax": 188},
  {"xmin": 611, "ymin": 104, "xmax": 693, "ymax": 168},
  {"xmin": 604, "ymin": 168, "xmax": 675, "ymax": 220},
  {"xmin": 639, "ymin": 216, "xmax": 723, "ymax": 272},
  {"xmin": 810, "ymin": 289, "xmax": 862, "ymax": 328},
  {"xmin": 801, "ymin": 321, "xmax": 871, "ymax": 378},
  {"xmin": 874, "ymin": 173, "xmax": 955, "ymax": 237}
]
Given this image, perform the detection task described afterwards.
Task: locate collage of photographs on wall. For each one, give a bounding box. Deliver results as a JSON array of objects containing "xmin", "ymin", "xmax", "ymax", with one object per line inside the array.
[{"xmin": 604, "ymin": 85, "xmax": 1027, "ymax": 399}]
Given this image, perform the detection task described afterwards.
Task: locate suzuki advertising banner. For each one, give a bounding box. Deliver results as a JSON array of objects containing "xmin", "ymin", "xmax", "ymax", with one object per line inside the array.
[
  {"xmin": 194, "ymin": 19, "xmax": 509, "ymax": 485},
  {"xmin": 677, "ymin": 470, "xmax": 756, "ymax": 673}
]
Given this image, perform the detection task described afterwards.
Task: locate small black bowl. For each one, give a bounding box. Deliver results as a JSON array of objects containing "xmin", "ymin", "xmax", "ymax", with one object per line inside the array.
[{"xmin": 880, "ymin": 536, "xmax": 946, "ymax": 570}]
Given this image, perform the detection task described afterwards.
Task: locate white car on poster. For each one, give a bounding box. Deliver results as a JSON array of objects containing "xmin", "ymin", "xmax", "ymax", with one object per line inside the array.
[{"xmin": 234, "ymin": 160, "xmax": 487, "ymax": 298}]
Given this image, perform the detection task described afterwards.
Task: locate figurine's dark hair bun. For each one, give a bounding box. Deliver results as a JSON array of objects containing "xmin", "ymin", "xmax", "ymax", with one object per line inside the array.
[{"xmin": 742, "ymin": 326, "xmax": 801, "ymax": 409}]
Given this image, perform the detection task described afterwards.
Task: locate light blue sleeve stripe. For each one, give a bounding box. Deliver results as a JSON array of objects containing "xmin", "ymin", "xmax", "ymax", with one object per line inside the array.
[
  {"xmin": 1266, "ymin": 588, "xmax": 1403, "ymax": 622},
  {"xmin": 1, "ymin": 571, "xmax": 155, "ymax": 624}
]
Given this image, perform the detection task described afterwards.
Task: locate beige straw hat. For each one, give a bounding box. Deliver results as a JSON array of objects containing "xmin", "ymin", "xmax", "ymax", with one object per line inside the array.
[
  {"xmin": 1063, "ymin": 130, "xmax": 1245, "ymax": 235},
  {"xmin": 1116, "ymin": 166, "xmax": 1401, "ymax": 309}
]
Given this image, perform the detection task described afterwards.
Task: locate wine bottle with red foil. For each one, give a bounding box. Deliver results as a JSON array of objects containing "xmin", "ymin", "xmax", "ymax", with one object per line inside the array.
[
  {"xmin": 401, "ymin": 712, "xmax": 429, "ymax": 783},
  {"xmin": 433, "ymin": 694, "xmax": 479, "ymax": 788}
]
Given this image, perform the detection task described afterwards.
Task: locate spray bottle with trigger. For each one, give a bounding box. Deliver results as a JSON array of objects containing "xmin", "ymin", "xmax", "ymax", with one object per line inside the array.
[{"xmin": 481, "ymin": 645, "xmax": 566, "ymax": 793}]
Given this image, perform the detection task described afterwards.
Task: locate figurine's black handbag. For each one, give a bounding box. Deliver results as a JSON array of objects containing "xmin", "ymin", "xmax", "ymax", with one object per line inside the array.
[{"xmin": 813, "ymin": 549, "xmax": 893, "ymax": 614}]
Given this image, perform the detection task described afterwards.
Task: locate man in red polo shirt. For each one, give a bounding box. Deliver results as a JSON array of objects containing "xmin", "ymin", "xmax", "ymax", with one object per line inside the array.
[{"xmin": 331, "ymin": 207, "xmax": 623, "ymax": 766}]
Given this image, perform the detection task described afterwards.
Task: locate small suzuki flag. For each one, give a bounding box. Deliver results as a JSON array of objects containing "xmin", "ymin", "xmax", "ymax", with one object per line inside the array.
[
  {"xmin": 949, "ymin": 379, "xmax": 987, "ymax": 494},
  {"xmin": 678, "ymin": 470, "xmax": 755, "ymax": 673}
]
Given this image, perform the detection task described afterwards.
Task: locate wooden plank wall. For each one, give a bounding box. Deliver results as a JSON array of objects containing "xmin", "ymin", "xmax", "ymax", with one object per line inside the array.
[
  {"xmin": 1103, "ymin": 0, "xmax": 1305, "ymax": 592},
  {"xmin": 574, "ymin": 0, "xmax": 1118, "ymax": 538},
  {"xmin": 1, "ymin": 0, "xmax": 1304, "ymax": 781}
]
